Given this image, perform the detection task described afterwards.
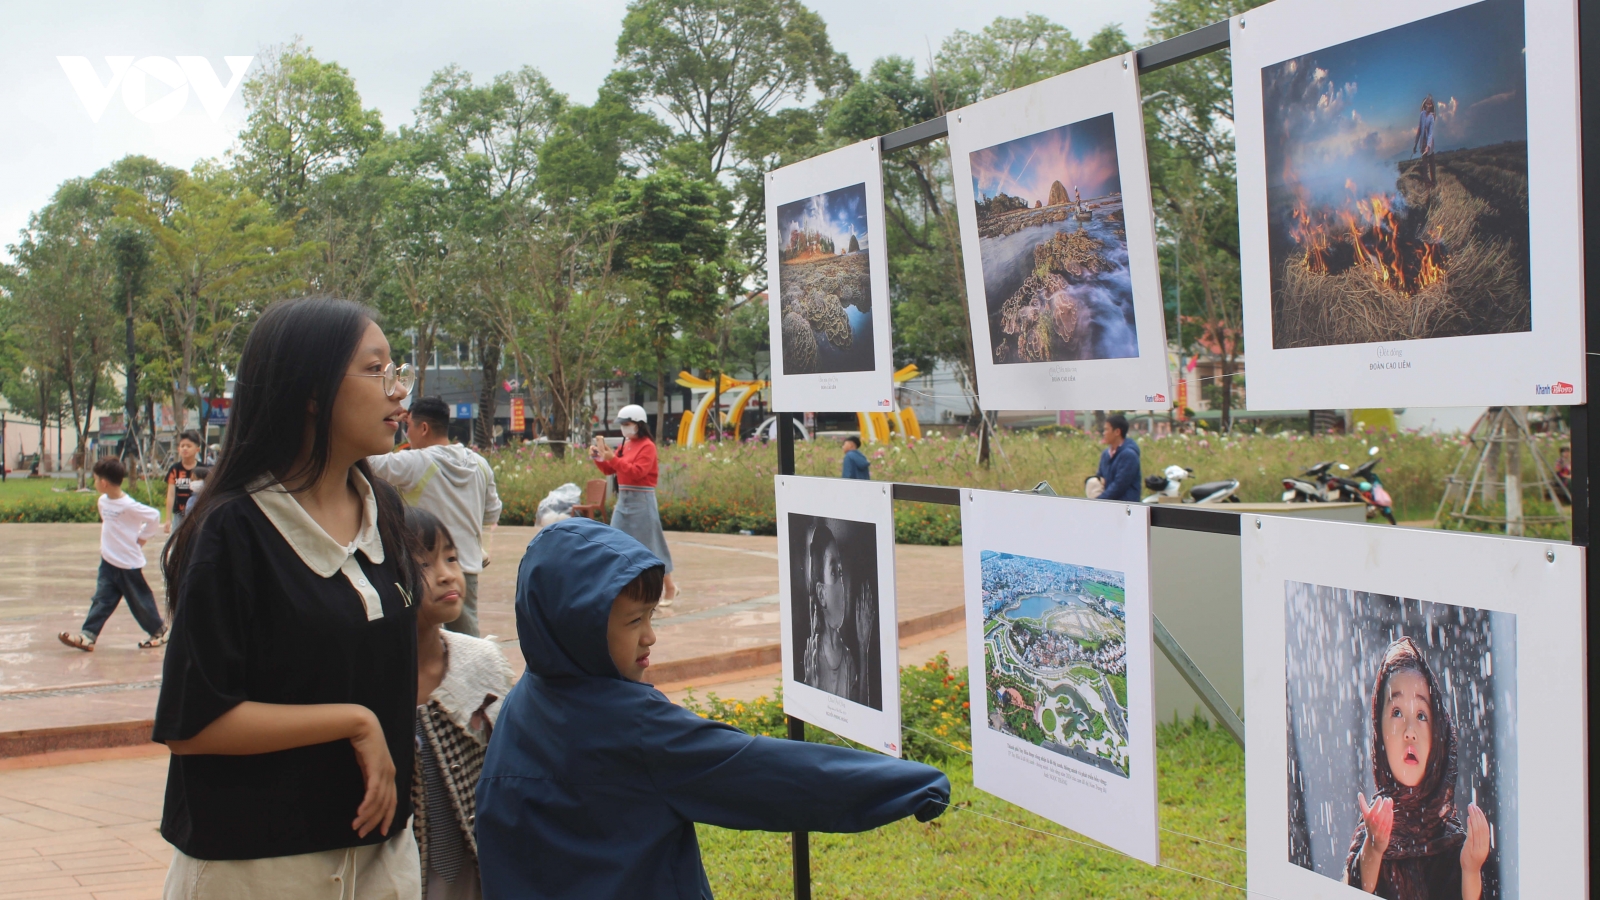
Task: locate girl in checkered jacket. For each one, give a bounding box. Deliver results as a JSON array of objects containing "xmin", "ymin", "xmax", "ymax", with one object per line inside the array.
[{"xmin": 407, "ymin": 506, "xmax": 516, "ymax": 900}]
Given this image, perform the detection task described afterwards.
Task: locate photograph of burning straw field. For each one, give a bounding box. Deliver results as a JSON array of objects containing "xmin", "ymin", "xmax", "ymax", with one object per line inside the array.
[
  {"xmin": 1262, "ymin": 0, "xmax": 1530, "ymax": 348},
  {"xmin": 776, "ymin": 183, "xmax": 875, "ymax": 375},
  {"xmin": 969, "ymin": 114, "xmax": 1138, "ymax": 364}
]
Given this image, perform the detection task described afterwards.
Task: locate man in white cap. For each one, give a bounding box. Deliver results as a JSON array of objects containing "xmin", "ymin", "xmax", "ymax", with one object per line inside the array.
[
  {"xmin": 590, "ymin": 404, "xmax": 678, "ymax": 604},
  {"xmin": 369, "ymin": 396, "xmax": 502, "ymax": 634}
]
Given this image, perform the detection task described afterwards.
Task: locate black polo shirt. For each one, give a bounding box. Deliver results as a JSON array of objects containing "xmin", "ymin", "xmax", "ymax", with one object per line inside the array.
[{"xmin": 153, "ymin": 485, "xmax": 417, "ymax": 861}]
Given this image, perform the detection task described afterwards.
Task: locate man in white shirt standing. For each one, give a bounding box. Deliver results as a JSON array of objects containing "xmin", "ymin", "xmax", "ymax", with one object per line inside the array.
[
  {"xmin": 59, "ymin": 457, "xmax": 167, "ymax": 650},
  {"xmin": 368, "ymin": 396, "xmax": 502, "ymax": 636}
]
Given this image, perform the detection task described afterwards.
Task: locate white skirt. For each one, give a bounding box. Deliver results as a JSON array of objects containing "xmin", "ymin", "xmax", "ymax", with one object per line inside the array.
[{"xmin": 164, "ymin": 825, "xmax": 421, "ymax": 900}]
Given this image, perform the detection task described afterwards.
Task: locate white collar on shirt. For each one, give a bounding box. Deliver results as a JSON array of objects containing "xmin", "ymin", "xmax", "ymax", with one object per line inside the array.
[{"xmin": 249, "ymin": 470, "xmax": 389, "ymax": 620}]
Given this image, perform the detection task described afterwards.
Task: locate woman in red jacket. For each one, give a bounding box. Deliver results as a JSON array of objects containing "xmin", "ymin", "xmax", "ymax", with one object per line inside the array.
[{"xmin": 589, "ymin": 405, "xmax": 678, "ymax": 604}]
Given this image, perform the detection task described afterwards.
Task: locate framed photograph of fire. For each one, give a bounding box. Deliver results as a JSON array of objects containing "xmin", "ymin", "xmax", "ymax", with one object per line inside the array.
[
  {"xmin": 960, "ymin": 489, "xmax": 1158, "ymax": 864},
  {"xmin": 765, "ymin": 139, "xmax": 895, "ymax": 413},
  {"xmin": 776, "ymin": 476, "xmax": 901, "ymax": 756},
  {"xmin": 947, "ymin": 52, "xmax": 1172, "ymax": 412},
  {"xmin": 1242, "ymin": 515, "xmax": 1584, "ymax": 899},
  {"xmin": 1232, "ymin": 0, "xmax": 1584, "ymax": 409}
]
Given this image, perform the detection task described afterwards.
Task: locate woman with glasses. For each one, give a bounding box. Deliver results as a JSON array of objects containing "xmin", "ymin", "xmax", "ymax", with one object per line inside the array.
[{"xmin": 155, "ymin": 297, "xmax": 423, "ymax": 899}]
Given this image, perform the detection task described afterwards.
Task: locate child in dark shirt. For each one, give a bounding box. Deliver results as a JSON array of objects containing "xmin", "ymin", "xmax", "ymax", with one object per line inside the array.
[{"xmin": 477, "ymin": 518, "xmax": 949, "ymax": 899}]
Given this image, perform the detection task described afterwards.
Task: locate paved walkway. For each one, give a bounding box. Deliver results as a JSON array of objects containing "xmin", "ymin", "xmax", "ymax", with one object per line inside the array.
[
  {"xmin": 0, "ymin": 524, "xmax": 962, "ymax": 737},
  {"xmin": 0, "ymin": 624, "xmax": 970, "ymax": 900}
]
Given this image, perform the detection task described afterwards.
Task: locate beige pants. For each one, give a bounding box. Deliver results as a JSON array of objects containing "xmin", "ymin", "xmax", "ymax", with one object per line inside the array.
[{"xmin": 164, "ymin": 826, "xmax": 421, "ymax": 900}]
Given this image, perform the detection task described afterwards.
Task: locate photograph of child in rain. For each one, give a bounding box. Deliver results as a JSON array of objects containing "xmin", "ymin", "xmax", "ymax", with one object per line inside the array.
[
  {"xmin": 787, "ymin": 514, "xmax": 883, "ymax": 710},
  {"xmin": 1261, "ymin": 0, "xmax": 1531, "ymax": 348},
  {"xmin": 1285, "ymin": 581, "xmax": 1515, "ymax": 899},
  {"xmin": 968, "ymin": 113, "xmax": 1138, "ymax": 365}
]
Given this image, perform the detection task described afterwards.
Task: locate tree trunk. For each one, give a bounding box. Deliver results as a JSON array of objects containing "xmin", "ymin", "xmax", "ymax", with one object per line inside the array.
[
  {"xmin": 124, "ymin": 289, "xmax": 139, "ymax": 469},
  {"xmin": 414, "ymin": 325, "xmax": 434, "ymax": 399},
  {"xmin": 656, "ymin": 370, "xmax": 668, "ymax": 445},
  {"xmin": 476, "ymin": 335, "xmax": 501, "ymax": 449}
]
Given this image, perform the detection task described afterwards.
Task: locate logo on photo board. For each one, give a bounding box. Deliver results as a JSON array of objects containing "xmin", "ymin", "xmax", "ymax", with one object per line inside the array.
[
  {"xmin": 1535, "ymin": 382, "xmax": 1574, "ymax": 395},
  {"xmin": 1145, "ymin": 393, "xmax": 1166, "ymax": 403},
  {"xmin": 877, "ymin": 399, "xmax": 892, "ymax": 407}
]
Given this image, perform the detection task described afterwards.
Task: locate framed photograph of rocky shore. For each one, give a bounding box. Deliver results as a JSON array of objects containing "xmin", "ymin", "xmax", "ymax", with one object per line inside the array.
[
  {"xmin": 948, "ymin": 52, "xmax": 1171, "ymax": 412},
  {"xmin": 1232, "ymin": 0, "xmax": 1584, "ymax": 409},
  {"xmin": 961, "ymin": 489, "xmax": 1158, "ymax": 863},
  {"xmin": 776, "ymin": 476, "xmax": 901, "ymax": 755},
  {"xmin": 765, "ymin": 139, "xmax": 895, "ymax": 413},
  {"xmin": 1243, "ymin": 516, "xmax": 1584, "ymax": 899}
]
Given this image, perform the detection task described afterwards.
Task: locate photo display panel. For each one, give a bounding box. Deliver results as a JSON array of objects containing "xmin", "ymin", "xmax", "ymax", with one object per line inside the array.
[
  {"xmin": 1232, "ymin": 0, "xmax": 1584, "ymax": 408},
  {"xmin": 776, "ymin": 475, "xmax": 901, "ymax": 755},
  {"xmin": 961, "ymin": 490, "xmax": 1159, "ymax": 863},
  {"xmin": 1242, "ymin": 515, "xmax": 1584, "ymax": 899},
  {"xmin": 765, "ymin": 139, "xmax": 896, "ymax": 413},
  {"xmin": 947, "ymin": 52, "xmax": 1172, "ymax": 412}
]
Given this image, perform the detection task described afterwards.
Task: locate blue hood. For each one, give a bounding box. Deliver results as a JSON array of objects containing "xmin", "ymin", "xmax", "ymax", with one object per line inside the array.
[{"xmin": 514, "ymin": 517, "xmax": 662, "ymax": 680}]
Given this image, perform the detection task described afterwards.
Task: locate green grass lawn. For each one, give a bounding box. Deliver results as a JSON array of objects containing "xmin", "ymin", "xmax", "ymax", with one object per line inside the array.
[
  {"xmin": 697, "ymin": 719, "xmax": 1245, "ymax": 899},
  {"xmin": 0, "ymin": 474, "xmax": 166, "ymax": 522}
]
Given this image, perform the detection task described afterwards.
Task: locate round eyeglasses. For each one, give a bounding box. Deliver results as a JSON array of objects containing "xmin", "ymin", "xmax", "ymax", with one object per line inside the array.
[{"xmin": 346, "ymin": 361, "xmax": 416, "ymax": 398}]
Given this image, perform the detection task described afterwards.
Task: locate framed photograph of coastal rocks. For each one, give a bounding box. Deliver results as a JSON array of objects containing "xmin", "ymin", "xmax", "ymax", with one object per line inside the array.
[
  {"xmin": 947, "ymin": 52, "xmax": 1171, "ymax": 412},
  {"xmin": 1242, "ymin": 515, "xmax": 1584, "ymax": 899},
  {"xmin": 765, "ymin": 139, "xmax": 895, "ymax": 413},
  {"xmin": 776, "ymin": 476, "xmax": 901, "ymax": 756},
  {"xmin": 1232, "ymin": 0, "xmax": 1584, "ymax": 409},
  {"xmin": 960, "ymin": 489, "xmax": 1158, "ymax": 863}
]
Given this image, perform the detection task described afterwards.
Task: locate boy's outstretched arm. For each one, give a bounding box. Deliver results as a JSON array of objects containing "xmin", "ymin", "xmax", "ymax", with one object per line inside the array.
[{"xmin": 646, "ymin": 701, "xmax": 950, "ymax": 834}]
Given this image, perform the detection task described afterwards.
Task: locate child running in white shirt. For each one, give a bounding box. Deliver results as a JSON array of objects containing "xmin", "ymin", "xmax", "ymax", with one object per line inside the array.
[{"xmin": 59, "ymin": 457, "xmax": 168, "ymax": 651}]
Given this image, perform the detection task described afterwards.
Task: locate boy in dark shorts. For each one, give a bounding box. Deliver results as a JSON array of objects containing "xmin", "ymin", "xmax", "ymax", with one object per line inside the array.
[
  {"xmin": 164, "ymin": 430, "xmax": 202, "ymax": 533},
  {"xmin": 478, "ymin": 518, "xmax": 949, "ymax": 899}
]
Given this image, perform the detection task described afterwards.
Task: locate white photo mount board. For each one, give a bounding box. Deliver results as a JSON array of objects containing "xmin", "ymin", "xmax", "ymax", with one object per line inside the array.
[
  {"xmin": 961, "ymin": 490, "xmax": 1159, "ymax": 864},
  {"xmin": 776, "ymin": 475, "xmax": 902, "ymax": 756},
  {"xmin": 947, "ymin": 51, "xmax": 1172, "ymax": 412},
  {"xmin": 1241, "ymin": 515, "xmax": 1584, "ymax": 899},
  {"xmin": 1232, "ymin": 0, "xmax": 1584, "ymax": 409},
  {"xmin": 765, "ymin": 139, "xmax": 896, "ymax": 413}
]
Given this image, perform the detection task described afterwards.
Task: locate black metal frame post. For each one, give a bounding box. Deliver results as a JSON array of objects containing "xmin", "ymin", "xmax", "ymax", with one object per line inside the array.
[{"xmin": 775, "ymin": 412, "xmax": 810, "ymax": 900}]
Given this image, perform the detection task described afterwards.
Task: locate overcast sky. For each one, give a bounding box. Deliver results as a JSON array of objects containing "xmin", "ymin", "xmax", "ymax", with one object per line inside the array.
[{"xmin": 1, "ymin": 0, "xmax": 1153, "ymax": 260}]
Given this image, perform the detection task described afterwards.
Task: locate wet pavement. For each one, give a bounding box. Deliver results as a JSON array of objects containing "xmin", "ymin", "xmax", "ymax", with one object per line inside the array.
[{"xmin": 0, "ymin": 524, "xmax": 963, "ymax": 739}]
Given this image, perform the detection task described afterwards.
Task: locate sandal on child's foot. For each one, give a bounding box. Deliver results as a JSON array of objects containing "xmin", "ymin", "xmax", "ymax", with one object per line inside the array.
[
  {"xmin": 657, "ymin": 596, "xmax": 674, "ymax": 609},
  {"xmin": 58, "ymin": 631, "xmax": 95, "ymax": 652},
  {"xmin": 138, "ymin": 631, "xmax": 170, "ymax": 649}
]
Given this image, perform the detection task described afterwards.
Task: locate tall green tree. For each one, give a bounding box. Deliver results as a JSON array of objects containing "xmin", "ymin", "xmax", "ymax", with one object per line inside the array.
[
  {"xmin": 116, "ymin": 167, "xmax": 317, "ymax": 431},
  {"xmin": 611, "ymin": 167, "xmax": 731, "ymax": 440},
  {"xmin": 5, "ymin": 181, "xmax": 121, "ymax": 483},
  {"xmin": 1141, "ymin": 0, "xmax": 1270, "ymax": 427}
]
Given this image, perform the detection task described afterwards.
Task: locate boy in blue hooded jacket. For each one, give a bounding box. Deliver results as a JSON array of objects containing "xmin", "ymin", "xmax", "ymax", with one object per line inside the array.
[{"xmin": 478, "ymin": 518, "xmax": 950, "ymax": 899}]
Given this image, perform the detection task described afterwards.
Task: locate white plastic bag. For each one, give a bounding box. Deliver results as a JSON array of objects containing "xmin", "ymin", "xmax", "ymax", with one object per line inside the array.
[{"xmin": 536, "ymin": 482, "xmax": 583, "ymax": 526}]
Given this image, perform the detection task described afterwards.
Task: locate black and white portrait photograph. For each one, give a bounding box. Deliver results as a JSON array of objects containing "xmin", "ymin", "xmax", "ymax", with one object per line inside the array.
[
  {"xmin": 788, "ymin": 513, "xmax": 882, "ymax": 711},
  {"xmin": 776, "ymin": 476, "xmax": 901, "ymax": 755}
]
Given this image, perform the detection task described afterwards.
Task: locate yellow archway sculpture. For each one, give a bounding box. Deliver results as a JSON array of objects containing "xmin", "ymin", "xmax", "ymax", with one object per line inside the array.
[
  {"xmin": 674, "ymin": 372, "xmax": 770, "ymax": 446},
  {"xmin": 854, "ymin": 365, "xmax": 923, "ymax": 444}
]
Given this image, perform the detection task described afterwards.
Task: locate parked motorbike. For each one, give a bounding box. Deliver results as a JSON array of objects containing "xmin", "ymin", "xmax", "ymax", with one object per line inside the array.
[
  {"xmin": 1280, "ymin": 449, "xmax": 1396, "ymax": 523},
  {"xmin": 1330, "ymin": 448, "xmax": 1396, "ymax": 524},
  {"xmin": 1142, "ymin": 465, "xmax": 1241, "ymax": 504},
  {"xmin": 1281, "ymin": 461, "xmax": 1335, "ymax": 502}
]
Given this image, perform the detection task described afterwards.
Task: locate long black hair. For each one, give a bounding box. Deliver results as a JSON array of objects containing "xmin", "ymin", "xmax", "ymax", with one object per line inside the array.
[{"xmin": 162, "ymin": 296, "xmax": 416, "ymax": 611}]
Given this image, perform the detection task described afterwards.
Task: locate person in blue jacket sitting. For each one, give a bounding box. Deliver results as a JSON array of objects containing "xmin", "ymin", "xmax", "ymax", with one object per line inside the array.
[
  {"xmin": 476, "ymin": 517, "xmax": 949, "ymax": 899},
  {"xmin": 1094, "ymin": 413, "xmax": 1142, "ymax": 502},
  {"xmin": 841, "ymin": 435, "xmax": 871, "ymax": 480}
]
